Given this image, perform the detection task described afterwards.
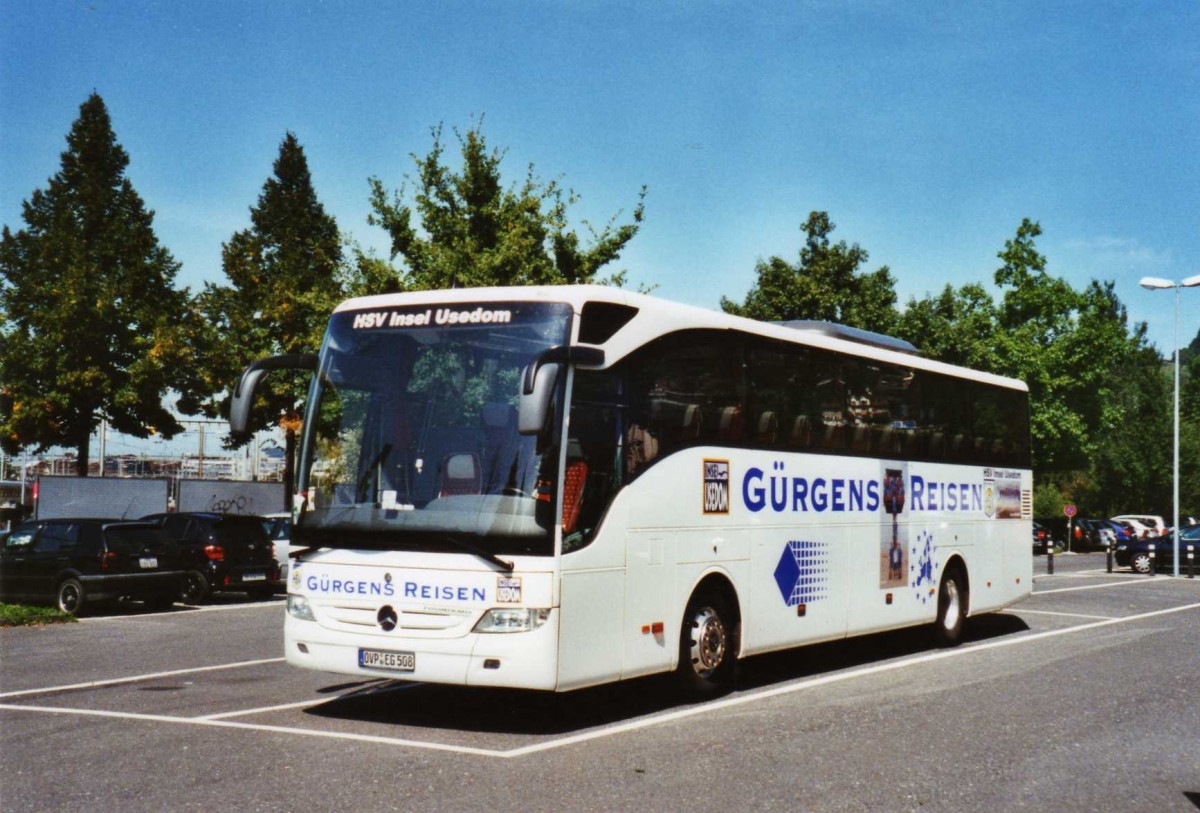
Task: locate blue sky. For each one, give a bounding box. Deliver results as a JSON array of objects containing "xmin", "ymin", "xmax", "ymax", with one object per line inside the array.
[{"xmin": 3, "ymin": 1, "xmax": 1198, "ymax": 368}]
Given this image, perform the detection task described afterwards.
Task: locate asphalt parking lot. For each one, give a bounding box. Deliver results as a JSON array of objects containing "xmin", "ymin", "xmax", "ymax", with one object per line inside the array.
[{"xmin": 2, "ymin": 553, "xmax": 1198, "ymax": 813}]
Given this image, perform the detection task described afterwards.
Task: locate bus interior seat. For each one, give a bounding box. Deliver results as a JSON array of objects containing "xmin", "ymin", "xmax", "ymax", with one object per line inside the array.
[
  {"xmin": 928, "ymin": 431, "xmax": 945, "ymax": 458},
  {"xmin": 481, "ymin": 402, "xmax": 517, "ymax": 487},
  {"xmin": 876, "ymin": 426, "xmax": 896, "ymax": 455},
  {"xmin": 851, "ymin": 423, "xmax": 871, "ymax": 453},
  {"xmin": 562, "ymin": 439, "xmax": 588, "ymax": 535},
  {"xmin": 718, "ymin": 406, "xmax": 743, "ymax": 441},
  {"xmin": 756, "ymin": 411, "xmax": 778, "ymax": 445},
  {"xmin": 439, "ymin": 452, "xmax": 481, "ymax": 497},
  {"xmin": 650, "ymin": 398, "xmax": 701, "ymax": 443},
  {"xmin": 789, "ymin": 415, "xmax": 812, "ymax": 448}
]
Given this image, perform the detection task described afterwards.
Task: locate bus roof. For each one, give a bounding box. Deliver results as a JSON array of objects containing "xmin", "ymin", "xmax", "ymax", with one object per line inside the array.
[{"xmin": 333, "ymin": 285, "xmax": 1028, "ymax": 393}]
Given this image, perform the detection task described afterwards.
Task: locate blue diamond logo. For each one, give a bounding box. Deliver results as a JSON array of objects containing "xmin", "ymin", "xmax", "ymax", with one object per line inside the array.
[{"xmin": 774, "ymin": 544, "xmax": 801, "ymax": 605}]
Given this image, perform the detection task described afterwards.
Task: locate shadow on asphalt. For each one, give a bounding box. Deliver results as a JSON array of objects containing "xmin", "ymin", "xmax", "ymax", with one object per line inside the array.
[{"xmin": 303, "ymin": 612, "xmax": 1030, "ymax": 736}]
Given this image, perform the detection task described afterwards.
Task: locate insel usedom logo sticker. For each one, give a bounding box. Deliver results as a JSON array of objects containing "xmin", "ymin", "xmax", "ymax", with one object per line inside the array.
[{"xmin": 703, "ymin": 459, "xmax": 730, "ymax": 514}]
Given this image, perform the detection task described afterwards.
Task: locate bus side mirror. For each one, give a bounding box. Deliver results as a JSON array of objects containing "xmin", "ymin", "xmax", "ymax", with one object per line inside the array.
[
  {"xmin": 517, "ymin": 345, "xmax": 605, "ymax": 437},
  {"xmin": 229, "ymin": 353, "xmax": 318, "ymax": 439},
  {"xmin": 518, "ymin": 363, "xmax": 561, "ymax": 436}
]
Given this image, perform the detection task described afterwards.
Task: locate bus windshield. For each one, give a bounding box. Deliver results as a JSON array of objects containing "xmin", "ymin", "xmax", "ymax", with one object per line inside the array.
[{"xmin": 295, "ymin": 301, "xmax": 572, "ymax": 557}]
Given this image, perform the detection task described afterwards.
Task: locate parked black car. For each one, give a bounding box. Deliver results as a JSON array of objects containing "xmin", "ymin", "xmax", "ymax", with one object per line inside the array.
[
  {"xmin": 1114, "ymin": 525, "xmax": 1200, "ymax": 574},
  {"xmin": 0, "ymin": 518, "xmax": 183, "ymax": 614},
  {"xmin": 141, "ymin": 512, "xmax": 279, "ymax": 602},
  {"xmin": 1034, "ymin": 516, "xmax": 1070, "ymax": 548}
]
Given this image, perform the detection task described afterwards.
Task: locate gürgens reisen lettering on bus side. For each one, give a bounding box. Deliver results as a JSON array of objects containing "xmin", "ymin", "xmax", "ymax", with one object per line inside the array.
[{"xmin": 741, "ymin": 463, "xmax": 984, "ymax": 514}]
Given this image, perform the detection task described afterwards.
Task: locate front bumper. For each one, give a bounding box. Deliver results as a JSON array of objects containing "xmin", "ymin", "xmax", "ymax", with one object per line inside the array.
[{"xmin": 284, "ymin": 607, "xmax": 560, "ymax": 690}]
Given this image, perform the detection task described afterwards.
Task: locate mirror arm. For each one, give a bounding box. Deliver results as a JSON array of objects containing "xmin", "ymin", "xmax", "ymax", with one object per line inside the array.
[
  {"xmin": 229, "ymin": 353, "xmax": 318, "ymax": 439},
  {"xmin": 522, "ymin": 345, "xmax": 606, "ymax": 394}
]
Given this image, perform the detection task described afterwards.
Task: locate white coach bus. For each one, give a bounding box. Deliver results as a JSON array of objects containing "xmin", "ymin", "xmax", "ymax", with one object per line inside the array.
[{"xmin": 231, "ymin": 286, "xmax": 1032, "ymax": 697}]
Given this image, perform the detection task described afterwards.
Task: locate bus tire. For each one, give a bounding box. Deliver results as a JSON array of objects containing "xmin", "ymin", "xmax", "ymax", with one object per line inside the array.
[
  {"xmin": 677, "ymin": 591, "xmax": 736, "ymax": 698},
  {"xmin": 934, "ymin": 565, "xmax": 968, "ymax": 647}
]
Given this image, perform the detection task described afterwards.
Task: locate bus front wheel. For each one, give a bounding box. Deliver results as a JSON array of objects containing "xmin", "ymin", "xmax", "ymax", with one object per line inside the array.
[{"xmin": 677, "ymin": 592, "xmax": 736, "ymax": 698}]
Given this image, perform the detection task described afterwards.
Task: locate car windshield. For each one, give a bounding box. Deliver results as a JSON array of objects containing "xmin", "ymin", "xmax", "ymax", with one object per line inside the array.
[
  {"xmin": 296, "ymin": 300, "xmax": 572, "ymax": 557},
  {"xmin": 4, "ymin": 526, "xmax": 36, "ymax": 548}
]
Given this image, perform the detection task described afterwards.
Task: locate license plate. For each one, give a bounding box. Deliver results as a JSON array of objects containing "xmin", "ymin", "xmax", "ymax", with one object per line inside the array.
[
  {"xmin": 359, "ymin": 648, "xmax": 416, "ymax": 672},
  {"xmin": 242, "ymin": 573, "xmax": 266, "ymax": 582},
  {"xmin": 139, "ymin": 557, "xmax": 158, "ymax": 569}
]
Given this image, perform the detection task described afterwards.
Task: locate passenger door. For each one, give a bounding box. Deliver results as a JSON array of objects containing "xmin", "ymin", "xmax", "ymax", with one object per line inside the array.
[{"xmin": 25, "ymin": 522, "xmax": 79, "ymax": 599}]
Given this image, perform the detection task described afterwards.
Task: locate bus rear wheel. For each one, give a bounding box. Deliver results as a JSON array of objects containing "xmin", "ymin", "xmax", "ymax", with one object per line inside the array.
[
  {"xmin": 934, "ymin": 566, "xmax": 968, "ymax": 646},
  {"xmin": 677, "ymin": 592, "xmax": 736, "ymax": 698}
]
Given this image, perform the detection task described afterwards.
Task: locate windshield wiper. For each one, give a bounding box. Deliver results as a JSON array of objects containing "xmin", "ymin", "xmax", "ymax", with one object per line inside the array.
[{"xmin": 441, "ymin": 535, "xmax": 514, "ymax": 572}]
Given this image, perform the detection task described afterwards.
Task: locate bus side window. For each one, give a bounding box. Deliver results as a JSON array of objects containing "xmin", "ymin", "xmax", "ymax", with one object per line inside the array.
[
  {"xmin": 921, "ymin": 372, "xmax": 969, "ymax": 462},
  {"xmin": 566, "ymin": 369, "xmax": 624, "ymax": 551},
  {"xmin": 747, "ymin": 340, "xmax": 822, "ymax": 452},
  {"xmin": 626, "ymin": 329, "xmax": 745, "ymax": 461}
]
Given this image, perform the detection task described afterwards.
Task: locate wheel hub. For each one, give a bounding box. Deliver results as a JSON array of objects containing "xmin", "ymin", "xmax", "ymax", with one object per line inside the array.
[{"xmin": 690, "ymin": 607, "xmax": 727, "ymax": 675}]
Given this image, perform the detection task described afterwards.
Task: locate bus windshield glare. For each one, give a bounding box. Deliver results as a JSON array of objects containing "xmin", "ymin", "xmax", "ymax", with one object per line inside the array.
[{"xmin": 295, "ymin": 301, "xmax": 573, "ymax": 556}]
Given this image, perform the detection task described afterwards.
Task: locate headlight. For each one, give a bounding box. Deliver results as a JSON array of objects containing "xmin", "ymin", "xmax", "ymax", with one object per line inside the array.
[
  {"xmin": 473, "ymin": 608, "xmax": 550, "ymax": 633},
  {"xmin": 1116, "ymin": 545, "xmax": 1127, "ymax": 551},
  {"xmin": 287, "ymin": 594, "xmax": 315, "ymax": 621}
]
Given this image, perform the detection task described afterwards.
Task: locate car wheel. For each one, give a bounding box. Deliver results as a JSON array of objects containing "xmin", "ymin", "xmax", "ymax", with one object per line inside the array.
[
  {"xmin": 180, "ymin": 570, "xmax": 211, "ymax": 604},
  {"xmin": 934, "ymin": 566, "xmax": 968, "ymax": 646},
  {"xmin": 677, "ymin": 591, "xmax": 736, "ymax": 698},
  {"xmin": 1130, "ymin": 552, "xmax": 1151, "ymax": 574},
  {"xmin": 56, "ymin": 578, "xmax": 86, "ymax": 615}
]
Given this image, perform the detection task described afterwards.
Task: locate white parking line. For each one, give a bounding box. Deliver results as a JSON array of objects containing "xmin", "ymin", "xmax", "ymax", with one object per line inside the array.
[
  {"xmin": 198, "ymin": 699, "xmax": 330, "ymax": 720},
  {"xmin": 1034, "ymin": 571, "xmax": 1140, "ymax": 580},
  {"xmin": 2, "ymin": 601, "xmax": 1198, "ymax": 758},
  {"xmin": 1033, "ymin": 577, "xmax": 1193, "ymax": 596},
  {"xmin": 197, "ymin": 681, "xmax": 419, "ymax": 720},
  {"xmin": 0, "ymin": 657, "xmax": 285, "ymax": 700},
  {"xmin": 0, "ymin": 705, "xmax": 502, "ymax": 757},
  {"xmin": 1004, "ymin": 608, "xmax": 1115, "ymax": 621}
]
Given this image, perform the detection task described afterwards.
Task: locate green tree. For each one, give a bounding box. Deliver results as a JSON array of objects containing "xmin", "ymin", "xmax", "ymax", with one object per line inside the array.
[
  {"xmin": 0, "ymin": 94, "xmax": 188, "ymax": 474},
  {"xmin": 896, "ymin": 218, "xmax": 1168, "ymax": 516},
  {"xmin": 184, "ymin": 132, "xmax": 343, "ymax": 485},
  {"xmin": 895, "ymin": 282, "xmax": 999, "ymax": 370},
  {"xmin": 720, "ymin": 211, "xmax": 898, "ymax": 333},
  {"xmin": 988, "ymin": 219, "xmax": 1099, "ymax": 474},
  {"xmin": 1083, "ymin": 344, "xmax": 1172, "ymax": 515},
  {"xmin": 362, "ymin": 122, "xmax": 645, "ymax": 293}
]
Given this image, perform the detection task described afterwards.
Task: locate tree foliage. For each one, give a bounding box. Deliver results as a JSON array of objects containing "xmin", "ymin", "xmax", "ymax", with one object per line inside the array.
[
  {"xmin": 897, "ymin": 218, "xmax": 1182, "ymax": 516},
  {"xmin": 0, "ymin": 94, "xmax": 188, "ymax": 474},
  {"xmin": 182, "ymin": 132, "xmax": 344, "ymax": 438},
  {"xmin": 721, "ymin": 212, "xmax": 898, "ymax": 333},
  {"xmin": 361, "ymin": 123, "xmax": 646, "ymax": 294}
]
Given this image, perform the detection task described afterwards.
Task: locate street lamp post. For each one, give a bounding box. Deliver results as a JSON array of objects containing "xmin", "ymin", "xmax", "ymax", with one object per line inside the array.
[{"xmin": 1140, "ymin": 274, "xmax": 1200, "ymax": 577}]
